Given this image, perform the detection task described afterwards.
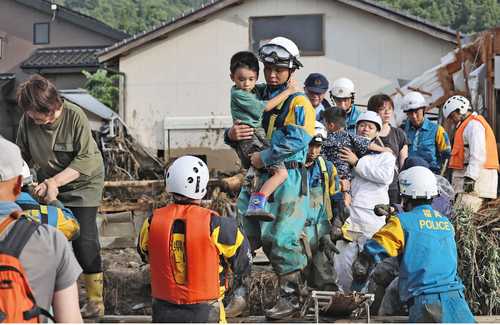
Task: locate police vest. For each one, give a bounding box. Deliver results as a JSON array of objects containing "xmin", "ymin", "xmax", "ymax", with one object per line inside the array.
[
  {"xmin": 149, "ymin": 204, "xmax": 220, "ymax": 304},
  {"xmin": 404, "ymin": 119, "xmax": 440, "ymax": 171},
  {"xmin": 449, "ymin": 114, "xmax": 499, "ymax": 170}
]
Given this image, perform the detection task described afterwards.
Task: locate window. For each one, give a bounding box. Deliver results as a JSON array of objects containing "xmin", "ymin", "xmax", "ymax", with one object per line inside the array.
[
  {"xmin": 249, "ymin": 14, "xmax": 324, "ymax": 56},
  {"xmin": 33, "ymin": 23, "xmax": 50, "ymax": 44},
  {"xmin": 0, "ymin": 38, "xmax": 3, "ymax": 60}
]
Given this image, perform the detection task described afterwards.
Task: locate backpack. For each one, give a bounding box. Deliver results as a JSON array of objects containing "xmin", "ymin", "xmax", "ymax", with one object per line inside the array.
[{"xmin": 0, "ymin": 212, "xmax": 54, "ymax": 323}]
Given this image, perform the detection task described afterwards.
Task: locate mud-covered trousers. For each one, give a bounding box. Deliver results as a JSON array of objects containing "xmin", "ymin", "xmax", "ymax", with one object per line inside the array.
[
  {"xmin": 238, "ymin": 168, "xmax": 309, "ymax": 275},
  {"xmin": 303, "ymin": 186, "xmax": 337, "ymax": 289},
  {"xmin": 69, "ymin": 206, "xmax": 102, "ymax": 273},
  {"xmin": 152, "ymin": 298, "xmax": 223, "ymax": 323},
  {"xmin": 408, "ymin": 290, "xmax": 475, "ymax": 323}
]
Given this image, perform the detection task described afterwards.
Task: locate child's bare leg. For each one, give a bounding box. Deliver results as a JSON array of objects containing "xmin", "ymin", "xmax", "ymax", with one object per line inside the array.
[{"xmin": 259, "ymin": 167, "xmax": 288, "ymax": 197}]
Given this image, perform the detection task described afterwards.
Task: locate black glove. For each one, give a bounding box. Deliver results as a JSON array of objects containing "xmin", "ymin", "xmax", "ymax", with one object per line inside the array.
[
  {"xmin": 352, "ymin": 251, "xmax": 373, "ymax": 284},
  {"xmin": 319, "ymin": 235, "xmax": 340, "ymax": 262},
  {"xmin": 330, "ymin": 225, "xmax": 343, "ymax": 242},
  {"xmin": 463, "ymin": 177, "xmax": 475, "ymax": 193}
]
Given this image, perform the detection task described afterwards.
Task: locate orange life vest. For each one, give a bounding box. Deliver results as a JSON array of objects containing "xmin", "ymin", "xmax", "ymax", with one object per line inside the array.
[
  {"xmin": 449, "ymin": 114, "xmax": 499, "ymax": 170},
  {"xmin": 149, "ymin": 204, "xmax": 220, "ymax": 304}
]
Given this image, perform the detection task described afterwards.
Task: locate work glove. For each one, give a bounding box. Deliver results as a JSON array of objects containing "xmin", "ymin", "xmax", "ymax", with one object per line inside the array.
[
  {"xmin": 463, "ymin": 177, "xmax": 475, "ymax": 193},
  {"xmin": 352, "ymin": 251, "xmax": 373, "ymax": 284},
  {"xmin": 330, "ymin": 225, "xmax": 343, "ymax": 243},
  {"xmin": 319, "ymin": 234, "xmax": 340, "ymax": 263}
]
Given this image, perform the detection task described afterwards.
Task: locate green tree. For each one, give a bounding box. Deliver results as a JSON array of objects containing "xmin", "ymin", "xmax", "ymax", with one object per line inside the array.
[{"xmin": 82, "ymin": 69, "xmax": 120, "ymax": 111}]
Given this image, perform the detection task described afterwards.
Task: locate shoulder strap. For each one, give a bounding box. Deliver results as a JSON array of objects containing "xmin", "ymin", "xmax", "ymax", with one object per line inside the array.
[
  {"xmin": 0, "ymin": 216, "xmax": 39, "ymax": 258},
  {"xmin": 318, "ymin": 157, "xmax": 334, "ymax": 222},
  {"xmin": 265, "ymin": 93, "xmax": 298, "ymax": 139}
]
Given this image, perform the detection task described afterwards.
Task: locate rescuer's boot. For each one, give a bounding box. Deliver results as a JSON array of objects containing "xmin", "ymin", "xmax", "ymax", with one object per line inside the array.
[{"xmin": 80, "ymin": 273, "xmax": 105, "ymax": 318}]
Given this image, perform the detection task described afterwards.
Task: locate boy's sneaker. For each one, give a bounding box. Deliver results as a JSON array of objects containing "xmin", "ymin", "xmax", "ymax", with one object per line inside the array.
[{"xmin": 245, "ymin": 192, "xmax": 275, "ymax": 222}]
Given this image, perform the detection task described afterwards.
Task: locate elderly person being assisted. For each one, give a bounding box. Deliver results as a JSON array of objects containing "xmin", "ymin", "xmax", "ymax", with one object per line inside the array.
[{"xmin": 333, "ymin": 111, "xmax": 396, "ymax": 292}]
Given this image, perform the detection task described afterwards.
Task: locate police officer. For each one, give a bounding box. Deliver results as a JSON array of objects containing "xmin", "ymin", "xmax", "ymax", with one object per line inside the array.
[
  {"xmin": 352, "ymin": 166, "xmax": 475, "ymax": 323},
  {"xmin": 401, "ymin": 91, "xmax": 451, "ymax": 174},
  {"xmin": 329, "ymin": 77, "xmax": 363, "ymax": 134},
  {"xmin": 303, "ymin": 121, "xmax": 340, "ymax": 291},
  {"xmin": 226, "ymin": 36, "xmax": 316, "ymax": 320},
  {"xmin": 443, "ymin": 95, "xmax": 498, "ymax": 203},
  {"xmin": 304, "ymin": 73, "xmax": 331, "ymax": 121}
]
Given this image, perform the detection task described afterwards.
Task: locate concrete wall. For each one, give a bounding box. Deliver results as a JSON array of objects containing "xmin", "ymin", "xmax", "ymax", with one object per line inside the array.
[{"xmin": 118, "ymin": 0, "xmax": 455, "ymax": 169}]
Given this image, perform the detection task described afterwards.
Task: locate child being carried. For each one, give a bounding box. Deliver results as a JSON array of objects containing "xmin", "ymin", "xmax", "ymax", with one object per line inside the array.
[{"xmin": 229, "ymin": 51, "xmax": 301, "ymax": 221}]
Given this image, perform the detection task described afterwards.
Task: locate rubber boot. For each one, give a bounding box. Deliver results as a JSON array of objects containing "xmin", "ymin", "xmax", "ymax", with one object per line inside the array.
[
  {"xmin": 225, "ymin": 286, "xmax": 248, "ymax": 318},
  {"xmin": 80, "ymin": 273, "xmax": 105, "ymax": 318},
  {"xmin": 265, "ymin": 271, "xmax": 302, "ymax": 320},
  {"xmin": 244, "ymin": 192, "xmax": 275, "ymax": 222}
]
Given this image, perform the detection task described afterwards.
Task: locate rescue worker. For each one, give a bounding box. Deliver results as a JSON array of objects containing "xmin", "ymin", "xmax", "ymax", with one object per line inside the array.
[
  {"xmin": 352, "ymin": 166, "xmax": 475, "ymax": 323},
  {"xmin": 329, "ymin": 78, "xmax": 363, "ymax": 134},
  {"xmin": 443, "ymin": 95, "xmax": 499, "ymax": 202},
  {"xmin": 303, "ymin": 121, "xmax": 340, "ymax": 291},
  {"xmin": 304, "ymin": 73, "xmax": 331, "ymax": 121},
  {"xmin": 225, "ymin": 36, "xmax": 316, "ymax": 320},
  {"xmin": 137, "ymin": 156, "xmax": 251, "ymax": 323},
  {"xmin": 335, "ymin": 111, "xmax": 396, "ymax": 292},
  {"xmin": 17, "ymin": 161, "xmax": 80, "ymax": 241},
  {"xmin": 401, "ymin": 91, "xmax": 451, "ymax": 174},
  {"xmin": 16, "ymin": 75, "xmax": 105, "ymax": 317}
]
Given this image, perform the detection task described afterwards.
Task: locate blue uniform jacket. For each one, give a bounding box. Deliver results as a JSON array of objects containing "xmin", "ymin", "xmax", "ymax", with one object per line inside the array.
[
  {"xmin": 363, "ymin": 204, "xmax": 464, "ymax": 302},
  {"xmin": 346, "ymin": 105, "xmax": 363, "ymax": 134},
  {"xmin": 403, "ymin": 118, "xmax": 451, "ymax": 173}
]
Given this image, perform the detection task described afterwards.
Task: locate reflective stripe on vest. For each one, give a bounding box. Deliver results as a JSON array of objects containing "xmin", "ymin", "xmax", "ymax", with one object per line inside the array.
[
  {"xmin": 149, "ymin": 204, "xmax": 220, "ymax": 304},
  {"xmin": 317, "ymin": 156, "xmax": 333, "ymax": 221},
  {"xmin": 449, "ymin": 114, "xmax": 499, "ymax": 170}
]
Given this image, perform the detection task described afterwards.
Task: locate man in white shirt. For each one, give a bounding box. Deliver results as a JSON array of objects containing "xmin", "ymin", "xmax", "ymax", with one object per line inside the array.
[{"xmin": 443, "ymin": 95, "xmax": 498, "ymax": 203}]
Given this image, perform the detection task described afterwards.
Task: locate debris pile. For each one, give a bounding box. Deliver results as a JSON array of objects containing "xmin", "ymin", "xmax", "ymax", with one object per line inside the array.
[{"xmin": 453, "ymin": 199, "xmax": 500, "ymax": 315}]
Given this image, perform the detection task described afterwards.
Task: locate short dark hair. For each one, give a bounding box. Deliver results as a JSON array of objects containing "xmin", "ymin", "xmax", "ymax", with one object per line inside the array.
[
  {"xmin": 403, "ymin": 197, "xmax": 433, "ymax": 207},
  {"xmin": 17, "ymin": 74, "xmax": 62, "ymax": 114},
  {"xmin": 323, "ymin": 107, "xmax": 346, "ymax": 128},
  {"xmin": 367, "ymin": 94, "xmax": 394, "ymax": 112},
  {"xmin": 230, "ymin": 51, "xmax": 259, "ymax": 76}
]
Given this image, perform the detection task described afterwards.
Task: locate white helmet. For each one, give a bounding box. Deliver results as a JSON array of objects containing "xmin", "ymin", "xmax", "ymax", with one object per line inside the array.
[
  {"xmin": 402, "ymin": 91, "xmax": 426, "ymax": 112},
  {"xmin": 442, "ymin": 95, "xmax": 470, "ymax": 119},
  {"xmin": 21, "ymin": 160, "xmax": 33, "ymax": 186},
  {"xmin": 330, "ymin": 78, "xmax": 355, "ymax": 99},
  {"xmin": 165, "ymin": 156, "xmax": 209, "ymax": 200},
  {"xmin": 312, "ymin": 121, "xmax": 327, "ymax": 143},
  {"xmin": 258, "ymin": 36, "xmax": 302, "ymax": 69},
  {"xmin": 399, "ymin": 166, "xmax": 438, "ymax": 199},
  {"xmin": 356, "ymin": 111, "xmax": 382, "ymax": 131}
]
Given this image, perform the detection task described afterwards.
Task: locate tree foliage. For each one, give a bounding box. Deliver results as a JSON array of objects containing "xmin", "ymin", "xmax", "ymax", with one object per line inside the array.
[
  {"xmin": 375, "ymin": 0, "xmax": 500, "ymax": 33},
  {"xmin": 56, "ymin": 0, "xmax": 206, "ymax": 34},
  {"xmin": 58, "ymin": 0, "xmax": 500, "ymax": 34},
  {"xmin": 82, "ymin": 69, "xmax": 120, "ymax": 111}
]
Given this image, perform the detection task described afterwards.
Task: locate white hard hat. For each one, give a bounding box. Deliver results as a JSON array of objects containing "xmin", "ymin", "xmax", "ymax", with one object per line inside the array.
[
  {"xmin": 21, "ymin": 160, "xmax": 33, "ymax": 186},
  {"xmin": 442, "ymin": 95, "xmax": 470, "ymax": 119},
  {"xmin": 402, "ymin": 91, "xmax": 426, "ymax": 112},
  {"xmin": 312, "ymin": 121, "xmax": 327, "ymax": 143},
  {"xmin": 165, "ymin": 155, "xmax": 209, "ymax": 200},
  {"xmin": 330, "ymin": 78, "xmax": 355, "ymax": 99},
  {"xmin": 356, "ymin": 111, "xmax": 382, "ymax": 131},
  {"xmin": 258, "ymin": 36, "xmax": 302, "ymax": 69},
  {"xmin": 399, "ymin": 166, "xmax": 438, "ymax": 199}
]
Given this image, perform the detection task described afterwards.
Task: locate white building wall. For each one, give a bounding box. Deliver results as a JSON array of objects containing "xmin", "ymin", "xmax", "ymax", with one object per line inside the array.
[{"xmin": 119, "ymin": 0, "xmax": 454, "ymax": 164}]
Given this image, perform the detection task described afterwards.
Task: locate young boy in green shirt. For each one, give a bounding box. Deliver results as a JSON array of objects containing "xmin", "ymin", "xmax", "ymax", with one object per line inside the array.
[{"xmin": 229, "ymin": 51, "xmax": 300, "ymax": 221}]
